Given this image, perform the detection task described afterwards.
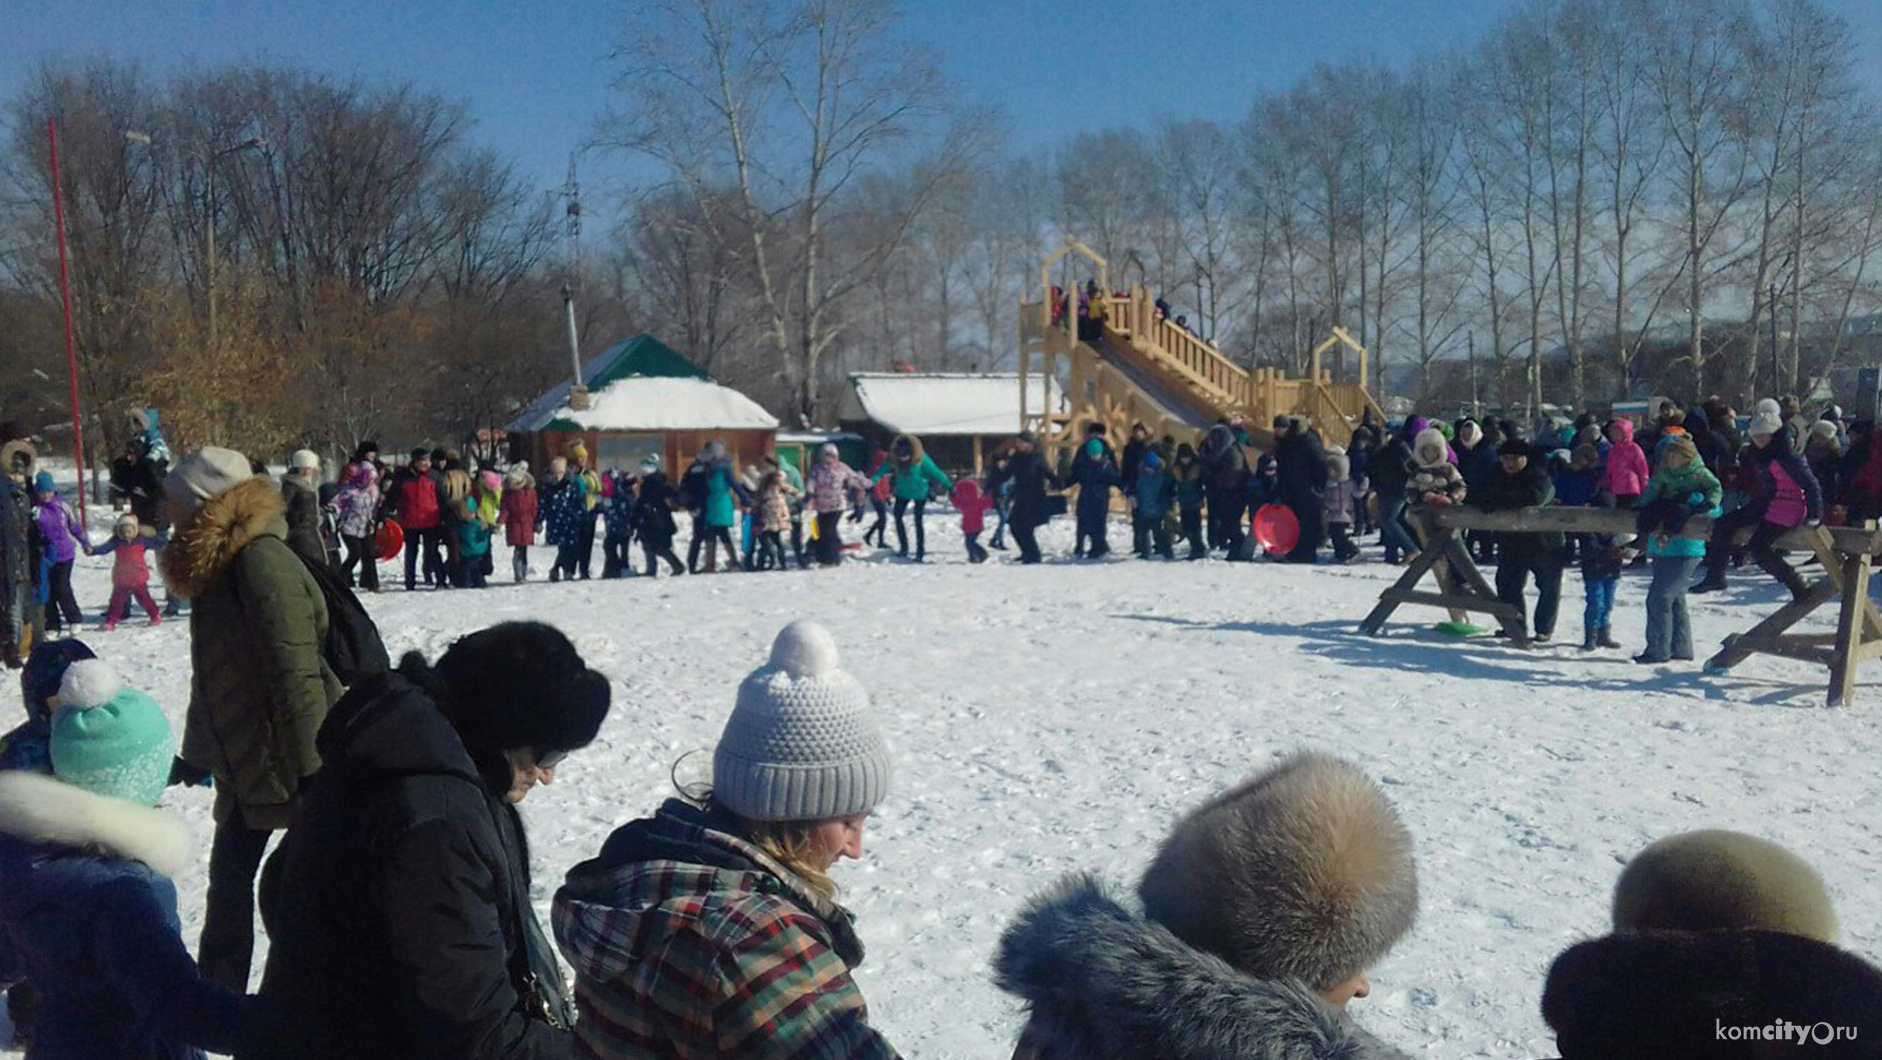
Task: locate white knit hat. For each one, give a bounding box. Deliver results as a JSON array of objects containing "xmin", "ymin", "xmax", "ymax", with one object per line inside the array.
[
  {"xmin": 163, "ymin": 446, "xmax": 254, "ymax": 511},
  {"xmin": 290, "ymin": 449, "xmax": 321, "ymax": 471},
  {"xmin": 713, "ymin": 621, "xmax": 891, "ymax": 822},
  {"xmin": 1748, "ymin": 411, "xmax": 1784, "ymax": 438}
]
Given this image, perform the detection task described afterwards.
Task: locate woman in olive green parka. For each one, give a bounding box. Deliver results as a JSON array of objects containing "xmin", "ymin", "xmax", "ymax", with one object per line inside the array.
[{"xmin": 161, "ymin": 447, "xmax": 344, "ymax": 992}]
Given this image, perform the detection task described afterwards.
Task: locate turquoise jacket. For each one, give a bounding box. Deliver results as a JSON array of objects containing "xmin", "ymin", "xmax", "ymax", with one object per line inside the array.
[
  {"xmin": 875, "ymin": 455, "xmax": 952, "ymax": 502},
  {"xmin": 1641, "ymin": 464, "xmax": 1723, "ymax": 559},
  {"xmin": 705, "ymin": 464, "xmax": 740, "ymax": 529}
]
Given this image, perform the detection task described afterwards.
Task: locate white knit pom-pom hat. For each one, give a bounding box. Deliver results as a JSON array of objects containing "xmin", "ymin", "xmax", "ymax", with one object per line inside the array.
[{"xmin": 713, "ymin": 621, "xmax": 892, "ymax": 822}]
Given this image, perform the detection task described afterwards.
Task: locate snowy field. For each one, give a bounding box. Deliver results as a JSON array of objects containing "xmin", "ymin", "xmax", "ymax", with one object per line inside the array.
[{"xmin": 7, "ymin": 484, "xmax": 1882, "ymax": 1058}]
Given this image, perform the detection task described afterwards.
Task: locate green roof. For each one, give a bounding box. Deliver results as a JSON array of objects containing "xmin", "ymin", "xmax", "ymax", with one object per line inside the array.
[{"xmin": 586, "ymin": 334, "xmax": 710, "ymax": 387}]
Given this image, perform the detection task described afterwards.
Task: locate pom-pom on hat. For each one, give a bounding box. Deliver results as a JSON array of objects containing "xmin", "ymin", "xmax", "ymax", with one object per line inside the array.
[
  {"xmin": 714, "ymin": 621, "xmax": 892, "ymax": 823},
  {"xmin": 1612, "ymin": 830, "xmax": 1838, "ymax": 944},
  {"xmin": 49, "ymin": 659, "xmax": 174, "ymax": 808},
  {"xmin": 1138, "ymin": 752, "xmax": 1418, "ymax": 992}
]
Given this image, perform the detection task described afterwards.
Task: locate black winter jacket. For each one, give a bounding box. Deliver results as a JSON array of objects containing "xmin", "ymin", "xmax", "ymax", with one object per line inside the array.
[
  {"xmin": 251, "ymin": 675, "xmax": 570, "ymax": 1060},
  {"xmin": 994, "ymin": 450, "xmax": 1058, "ymax": 530},
  {"xmin": 1472, "ymin": 461, "xmax": 1562, "ymax": 553}
]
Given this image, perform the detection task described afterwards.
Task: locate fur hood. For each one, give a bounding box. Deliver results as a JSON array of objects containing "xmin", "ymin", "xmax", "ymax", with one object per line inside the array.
[
  {"xmin": 1, "ymin": 439, "xmax": 34, "ymax": 486},
  {"xmin": 1543, "ymin": 929, "xmax": 1882, "ymax": 1059},
  {"xmin": 889, "ymin": 433, "xmax": 927, "ymax": 470},
  {"xmin": 160, "ymin": 475, "xmax": 286, "ymax": 599},
  {"xmin": 0, "ymin": 771, "xmax": 191, "ymax": 879},
  {"xmin": 995, "ymin": 876, "xmax": 1413, "ymax": 1060}
]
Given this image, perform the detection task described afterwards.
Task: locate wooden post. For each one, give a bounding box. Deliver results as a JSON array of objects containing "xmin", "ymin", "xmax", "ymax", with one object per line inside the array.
[
  {"xmin": 1830, "ymin": 534, "xmax": 1876, "ymax": 708},
  {"xmin": 973, "ymin": 434, "xmax": 985, "ymax": 477}
]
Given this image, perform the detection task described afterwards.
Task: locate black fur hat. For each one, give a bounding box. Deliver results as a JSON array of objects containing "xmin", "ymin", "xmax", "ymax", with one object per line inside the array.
[{"xmin": 406, "ymin": 622, "xmax": 610, "ymax": 762}]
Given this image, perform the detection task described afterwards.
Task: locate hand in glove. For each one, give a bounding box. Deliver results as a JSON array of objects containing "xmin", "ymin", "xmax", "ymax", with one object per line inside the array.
[{"xmin": 168, "ymin": 757, "xmax": 213, "ymax": 788}]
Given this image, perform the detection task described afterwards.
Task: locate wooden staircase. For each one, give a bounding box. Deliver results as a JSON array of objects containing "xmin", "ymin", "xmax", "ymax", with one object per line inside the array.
[{"xmin": 1019, "ymin": 281, "xmax": 1386, "ymax": 461}]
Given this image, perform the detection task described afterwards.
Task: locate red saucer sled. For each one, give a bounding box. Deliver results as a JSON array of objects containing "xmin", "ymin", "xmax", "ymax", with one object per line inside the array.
[
  {"xmin": 376, "ymin": 521, "xmax": 406, "ymax": 562},
  {"xmin": 1252, "ymin": 503, "xmax": 1300, "ymax": 556}
]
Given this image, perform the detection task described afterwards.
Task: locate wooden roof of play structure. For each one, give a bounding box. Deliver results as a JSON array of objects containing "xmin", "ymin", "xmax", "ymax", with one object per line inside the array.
[
  {"xmin": 508, "ymin": 334, "xmax": 777, "ymax": 433},
  {"xmin": 1018, "ymin": 238, "xmax": 1384, "ymax": 455}
]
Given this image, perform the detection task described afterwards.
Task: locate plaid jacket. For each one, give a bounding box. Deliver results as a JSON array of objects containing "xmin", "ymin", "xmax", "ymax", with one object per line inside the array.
[{"xmin": 553, "ymin": 800, "xmax": 901, "ymax": 1060}]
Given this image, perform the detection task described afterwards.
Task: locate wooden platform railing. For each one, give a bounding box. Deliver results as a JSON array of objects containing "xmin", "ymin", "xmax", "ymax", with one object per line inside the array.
[{"xmin": 1360, "ymin": 505, "xmax": 1882, "ymax": 707}]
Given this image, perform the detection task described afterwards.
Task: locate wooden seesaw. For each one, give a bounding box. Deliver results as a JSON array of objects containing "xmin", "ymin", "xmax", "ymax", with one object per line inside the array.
[{"xmin": 1358, "ymin": 505, "xmax": 1882, "ymax": 708}]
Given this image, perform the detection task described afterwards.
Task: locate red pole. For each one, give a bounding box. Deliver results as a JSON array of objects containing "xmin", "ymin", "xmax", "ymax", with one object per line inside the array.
[{"xmin": 48, "ymin": 118, "xmax": 87, "ymax": 524}]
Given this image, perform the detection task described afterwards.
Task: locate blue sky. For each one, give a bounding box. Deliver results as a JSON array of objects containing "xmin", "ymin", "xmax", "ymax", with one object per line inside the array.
[{"xmin": 7, "ymin": 0, "xmax": 1880, "ymax": 223}]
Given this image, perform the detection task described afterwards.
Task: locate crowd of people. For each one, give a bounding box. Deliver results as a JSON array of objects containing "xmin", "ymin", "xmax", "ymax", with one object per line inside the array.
[{"xmin": 0, "ymin": 414, "xmax": 1874, "ymax": 1058}]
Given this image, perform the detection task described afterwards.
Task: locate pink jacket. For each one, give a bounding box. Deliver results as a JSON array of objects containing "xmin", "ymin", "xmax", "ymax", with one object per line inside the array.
[
  {"xmin": 1598, "ymin": 421, "xmax": 1649, "ymax": 498},
  {"xmin": 954, "ymin": 480, "xmax": 994, "ymax": 535}
]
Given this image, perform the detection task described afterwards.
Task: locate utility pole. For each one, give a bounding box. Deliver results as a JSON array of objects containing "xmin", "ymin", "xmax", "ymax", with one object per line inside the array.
[
  {"xmin": 47, "ymin": 119, "xmax": 87, "ymax": 524},
  {"xmin": 205, "ymin": 138, "xmax": 266, "ymax": 352},
  {"xmin": 1467, "ymin": 332, "xmax": 1481, "ymax": 420},
  {"xmin": 559, "ymin": 153, "xmax": 590, "ymax": 411},
  {"xmin": 1768, "ymin": 282, "xmax": 1781, "ymax": 399}
]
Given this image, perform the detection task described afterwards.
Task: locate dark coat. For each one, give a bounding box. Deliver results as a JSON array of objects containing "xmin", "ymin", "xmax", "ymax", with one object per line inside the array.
[
  {"xmin": 539, "ymin": 475, "xmax": 587, "ymax": 548},
  {"xmin": 1472, "ymin": 460, "xmax": 1563, "ymax": 553},
  {"xmin": 0, "ymin": 773, "xmax": 249, "ymax": 1059},
  {"xmin": 1367, "ymin": 438, "xmax": 1414, "ymax": 500},
  {"xmin": 995, "ymin": 877, "xmax": 1411, "ymax": 1060},
  {"xmin": 0, "ymin": 453, "xmax": 33, "ymax": 668},
  {"xmin": 1274, "ymin": 431, "xmax": 1328, "ymax": 508},
  {"xmin": 996, "ymin": 449, "xmax": 1058, "ymax": 531},
  {"xmin": 1543, "ymin": 929, "xmax": 1882, "ymax": 1060},
  {"xmin": 1119, "ymin": 437, "xmax": 1151, "ymax": 491},
  {"xmin": 634, "ymin": 472, "xmax": 680, "ymax": 546},
  {"xmin": 252, "ymin": 675, "xmax": 569, "ymax": 1060},
  {"xmin": 282, "ymin": 477, "xmax": 326, "ymax": 568}
]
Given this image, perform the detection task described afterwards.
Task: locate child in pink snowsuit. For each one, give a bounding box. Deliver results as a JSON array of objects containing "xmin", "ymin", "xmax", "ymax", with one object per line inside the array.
[
  {"xmin": 92, "ymin": 513, "xmax": 164, "ymax": 630},
  {"xmin": 954, "ymin": 479, "xmax": 995, "ymax": 564}
]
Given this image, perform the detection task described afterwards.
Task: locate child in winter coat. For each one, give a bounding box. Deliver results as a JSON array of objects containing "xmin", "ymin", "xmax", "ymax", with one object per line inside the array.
[
  {"xmin": 499, "ymin": 465, "xmax": 537, "ymax": 583},
  {"xmin": 1066, "ymin": 438, "xmax": 1121, "ymax": 560},
  {"xmin": 633, "ymin": 457, "xmax": 686, "ymax": 577},
  {"xmin": 33, "ymin": 471, "xmax": 90, "ymax": 634},
  {"xmin": 540, "ymin": 457, "xmax": 589, "ymax": 583},
  {"xmin": 953, "ymin": 479, "xmax": 995, "ymax": 563},
  {"xmin": 0, "ymin": 659, "xmax": 250, "ymax": 1058},
  {"xmin": 755, "ymin": 470, "xmax": 798, "ymax": 572},
  {"xmin": 1633, "ymin": 436, "xmax": 1722, "ymax": 664},
  {"xmin": 602, "ymin": 470, "xmax": 639, "ymax": 579},
  {"xmin": 554, "ymin": 622, "xmax": 903, "ymax": 1060},
  {"xmin": 1693, "ymin": 412, "xmax": 1821, "ymax": 599},
  {"xmin": 92, "ymin": 513, "xmax": 166, "ymax": 630},
  {"xmin": 1406, "ymin": 429, "xmax": 1466, "ymax": 509},
  {"xmin": 1323, "ymin": 446, "xmax": 1359, "ymax": 563},
  {"xmin": 1578, "ymin": 498, "xmax": 1625, "ymax": 653},
  {"xmin": 996, "ymin": 753, "xmax": 1417, "ymax": 1060},
  {"xmin": 333, "ymin": 461, "xmax": 382, "ymax": 592},
  {"xmin": 1598, "ymin": 420, "xmax": 1649, "ymax": 508},
  {"xmin": 1129, "ymin": 451, "xmax": 1176, "ymax": 560},
  {"xmin": 1172, "ymin": 444, "xmax": 1207, "ymax": 561},
  {"xmin": 454, "ymin": 475, "xmax": 495, "ymax": 589}
]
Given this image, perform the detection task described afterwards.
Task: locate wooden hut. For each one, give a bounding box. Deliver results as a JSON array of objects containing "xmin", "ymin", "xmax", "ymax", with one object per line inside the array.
[{"xmin": 508, "ymin": 335, "xmax": 778, "ymax": 473}]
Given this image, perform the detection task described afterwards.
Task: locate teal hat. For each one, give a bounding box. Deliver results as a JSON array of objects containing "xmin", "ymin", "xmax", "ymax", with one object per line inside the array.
[
  {"xmin": 49, "ymin": 659, "xmax": 173, "ymax": 808},
  {"xmin": 32, "ymin": 470, "xmax": 54, "ymax": 494},
  {"xmin": 1085, "ymin": 438, "xmax": 1104, "ymax": 458}
]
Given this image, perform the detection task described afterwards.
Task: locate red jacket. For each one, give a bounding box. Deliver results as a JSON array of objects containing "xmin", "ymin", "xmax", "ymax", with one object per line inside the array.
[
  {"xmin": 499, "ymin": 487, "xmax": 537, "ymax": 548},
  {"xmin": 393, "ymin": 472, "xmax": 442, "ymax": 531}
]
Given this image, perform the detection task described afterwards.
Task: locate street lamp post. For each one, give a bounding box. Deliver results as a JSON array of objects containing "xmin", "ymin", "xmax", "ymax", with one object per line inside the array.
[{"xmin": 205, "ymin": 138, "xmax": 267, "ymax": 351}]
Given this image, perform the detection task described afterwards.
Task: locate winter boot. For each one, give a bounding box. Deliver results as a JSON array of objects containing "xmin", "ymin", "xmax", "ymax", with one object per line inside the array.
[
  {"xmin": 1599, "ymin": 626, "xmax": 1621, "ymax": 649},
  {"xmin": 1689, "ymin": 570, "xmax": 1726, "ymax": 594},
  {"xmin": 703, "ymin": 539, "xmax": 718, "ymax": 574},
  {"xmin": 1581, "ymin": 627, "xmax": 1599, "ymax": 652}
]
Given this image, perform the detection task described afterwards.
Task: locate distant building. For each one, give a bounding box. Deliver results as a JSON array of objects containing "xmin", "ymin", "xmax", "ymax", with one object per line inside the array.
[
  {"xmin": 839, "ymin": 372, "xmax": 1061, "ymax": 477},
  {"xmin": 507, "ymin": 334, "xmax": 778, "ymax": 473}
]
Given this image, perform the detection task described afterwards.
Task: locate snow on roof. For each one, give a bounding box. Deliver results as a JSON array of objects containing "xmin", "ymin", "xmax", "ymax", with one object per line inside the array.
[
  {"xmin": 844, "ymin": 373, "xmax": 1061, "ymax": 436},
  {"xmin": 531, "ymin": 376, "xmax": 779, "ymax": 432}
]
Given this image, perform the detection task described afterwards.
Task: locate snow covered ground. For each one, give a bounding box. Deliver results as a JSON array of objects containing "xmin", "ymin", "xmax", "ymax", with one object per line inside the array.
[{"xmin": 7, "ymin": 480, "xmax": 1882, "ymax": 1058}]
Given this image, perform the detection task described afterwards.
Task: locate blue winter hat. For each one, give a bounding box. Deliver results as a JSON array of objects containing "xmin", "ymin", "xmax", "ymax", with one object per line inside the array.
[
  {"xmin": 49, "ymin": 659, "xmax": 174, "ymax": 808},
  {"xmin": 32, "ymin": 471, "xmax": 54, "ymax": 494},
  {"xmin": 1144, "ymin": 451, "xmax": 1163, "ymax": 472},
  {"xmin": 20, "ymin": 639, "xmax": 96, "ymax": 728}
]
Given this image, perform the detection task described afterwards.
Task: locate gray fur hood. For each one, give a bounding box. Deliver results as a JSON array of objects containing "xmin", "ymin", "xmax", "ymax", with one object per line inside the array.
[{"xmin": 994, "ymin": 875, "xmax": 1414, "ymax": 1060}]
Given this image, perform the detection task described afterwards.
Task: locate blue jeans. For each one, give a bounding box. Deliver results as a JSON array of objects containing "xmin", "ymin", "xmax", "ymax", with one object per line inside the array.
[
  {"xmin": 1379, "ymin": 495, "xmax": 1418, "ymax": 562},
  {"xmin": 1583, "ymin": 576, "xmax": 1617, "ymax": 633},
  {"xmin": 1645, "ymin": 555, "xmax": 1703, "ymax": 660}
]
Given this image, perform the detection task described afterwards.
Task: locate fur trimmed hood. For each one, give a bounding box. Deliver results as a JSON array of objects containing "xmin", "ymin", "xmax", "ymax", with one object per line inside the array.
[
  {"xmin": 1543, "ymin": 929, "xmax": 1882, "ymax": 1059},
  {"xmin": 889, "ymin": 433, "xmax": 927, "ymax": 470},
  {"xmin": 0, "ymin": 771, "xmax": 191, "ymax": 879},
  {"xmin": 1, "ymin": 438, "xmax": 34, "ymax": 486},
  {"xmin": 160, "ymin": 475, "xmax": 286, "ymax": 599},
  {"xmin": 995, "ymin": 876, "xmax": 1413, "ymax": 1060}
]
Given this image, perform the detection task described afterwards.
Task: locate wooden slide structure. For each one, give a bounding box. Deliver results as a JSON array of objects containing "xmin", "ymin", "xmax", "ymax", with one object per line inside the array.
[
  {"xmin": 1360, "ymin": 506, "xmax": 1882, "ymax": 708},
  {"xmin": 1018, "ymin": 238, "xmax": 1385, "ymax": 466}
]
